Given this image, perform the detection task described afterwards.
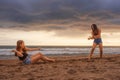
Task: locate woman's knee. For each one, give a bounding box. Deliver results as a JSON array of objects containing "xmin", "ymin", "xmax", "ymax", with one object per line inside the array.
[
  {"xmin": 38, "ymin": 52, "xmax": 43, "ymax": 57},
  {"xmin": 91, "ymin": 48, "xmax": 95, "ymax": 51}
]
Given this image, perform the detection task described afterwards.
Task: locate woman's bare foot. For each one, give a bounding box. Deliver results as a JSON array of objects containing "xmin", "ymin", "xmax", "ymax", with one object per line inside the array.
[{"xmin": 49, "ymin": 59, "xmax": 55, "ymax": 62}]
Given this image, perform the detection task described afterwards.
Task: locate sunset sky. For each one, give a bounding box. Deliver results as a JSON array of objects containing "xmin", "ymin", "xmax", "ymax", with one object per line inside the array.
[{"xmin": 0, "ymin": 0, "xmax": 120, "ymax": 46}]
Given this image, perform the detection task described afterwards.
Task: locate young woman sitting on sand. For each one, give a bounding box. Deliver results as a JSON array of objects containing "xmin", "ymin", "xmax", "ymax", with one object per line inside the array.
[
  {"xmin": 88, "ymin": 24, "xmax": 103, "ymax": 59},
  {"xmin": 11, "ymin": 40, "xmax": 55, "ymax": 64}
]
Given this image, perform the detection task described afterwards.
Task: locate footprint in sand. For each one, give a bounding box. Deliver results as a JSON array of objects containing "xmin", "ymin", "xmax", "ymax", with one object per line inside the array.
[
  {"xmin": 67, "ymin": 69, "xmax": 77, "ymax": 74},
  {"xmin": 91, "ymin": 77, "xmax": 107, "ymax": 80},
  {"xmin": 52, "ymin": 65, "xmax": 57, "ymax": 68},
  {"xmin": 68, "ymin": 78, "xmax": 74, "ymax": 80},
  {"xmin": 82, "ymin": 78, "xmax": 89, "ymax": 80}
]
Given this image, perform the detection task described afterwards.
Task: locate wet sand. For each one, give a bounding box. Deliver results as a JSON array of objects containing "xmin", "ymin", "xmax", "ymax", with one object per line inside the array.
[{"xmin": 0, "ymin": 54, "xmax": 120, "ymax": 80}]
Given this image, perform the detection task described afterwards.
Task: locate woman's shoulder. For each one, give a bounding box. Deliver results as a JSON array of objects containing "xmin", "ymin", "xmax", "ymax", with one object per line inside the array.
[{"xmin": 98, "ymin": 27, "xmax": 101, "ymax": 31}]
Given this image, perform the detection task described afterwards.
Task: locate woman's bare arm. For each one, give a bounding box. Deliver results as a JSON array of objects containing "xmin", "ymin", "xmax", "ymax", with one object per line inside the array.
[
  {"xmin": 88, "ymin": 32, "xmax": 94, "ymax": 40},
  {"xmin": 11, "ymin": 50, "xmax": 23, "ymax": 57},
  {"xmin": 25, "ymin": 47, "xmax": 40, "ymax": 51}
]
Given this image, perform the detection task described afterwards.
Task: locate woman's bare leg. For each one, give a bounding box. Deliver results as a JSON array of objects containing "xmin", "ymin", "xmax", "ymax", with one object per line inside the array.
[
  {"xmin": 99, "ymin": 43, "xmax": 103, "ymax": 58},
  {"xmin": 31, "ymin": 52, "xmax": 55, "ymax": 64},
  {"xmin": 89, "ymin": 43, "xmax": 97, "ymax": 59}
]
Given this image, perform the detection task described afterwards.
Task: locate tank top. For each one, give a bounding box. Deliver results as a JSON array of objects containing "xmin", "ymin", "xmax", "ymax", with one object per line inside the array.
[{"xmin": 18, "ymin": 53, "xmax": 28, "ymax": 61}]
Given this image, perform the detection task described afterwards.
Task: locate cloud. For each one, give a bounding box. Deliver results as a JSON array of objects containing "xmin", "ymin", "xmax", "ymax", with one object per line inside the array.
[{"xmin": 0, "ymin": 0, "xmax": 120, "ymax": 38}]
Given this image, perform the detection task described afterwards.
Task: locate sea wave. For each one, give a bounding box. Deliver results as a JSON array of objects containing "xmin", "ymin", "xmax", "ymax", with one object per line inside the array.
[{"xmin": 0, "ymin": 47, "xmax": 120, "ymax": 56}]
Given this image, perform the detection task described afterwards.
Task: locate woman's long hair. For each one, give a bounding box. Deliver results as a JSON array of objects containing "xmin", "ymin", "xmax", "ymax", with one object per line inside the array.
[
  {"xmin": 91, "ymin": 24, "xmax": 99, "ymax": 35},
  {"xmin": 15, "ymin": 40, "xmax": 26, "ymax": 56}
]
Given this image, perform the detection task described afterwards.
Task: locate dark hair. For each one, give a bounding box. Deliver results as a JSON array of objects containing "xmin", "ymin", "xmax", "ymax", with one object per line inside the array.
[{"xmin": 91, "ymin": 24, "xmax": 99, "ymax": 35}]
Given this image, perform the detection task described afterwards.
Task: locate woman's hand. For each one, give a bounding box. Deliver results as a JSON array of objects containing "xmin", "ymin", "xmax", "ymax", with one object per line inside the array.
[
  {"xmin": 88, "ymin": 36, "xmax": 92, "ymax": 40},
  {"xmin": 11, "ymin": 50, "xmax": 16, "ymax": 52},
  {"xmin": 88, "ymin": 37, "xmax": 91, "ymax": 40},
  {"xmin": 11, "ymin": 50, "xmax": 23, "ymax": 57}
]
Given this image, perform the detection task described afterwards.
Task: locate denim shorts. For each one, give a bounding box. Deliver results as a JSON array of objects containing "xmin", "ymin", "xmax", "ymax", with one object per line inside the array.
[
  {"xmin": 23, "ymin": 56, "xmax": 31, "ymax": 64},
  {"xmin": 94, "ymin": 38, "xmax": 102, "ymax": 44}
]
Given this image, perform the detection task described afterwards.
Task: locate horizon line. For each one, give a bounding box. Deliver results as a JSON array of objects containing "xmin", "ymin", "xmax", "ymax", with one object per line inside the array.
[{"xmin": 0, "ymin": 45, "xmax": 120, "ymax": 47}]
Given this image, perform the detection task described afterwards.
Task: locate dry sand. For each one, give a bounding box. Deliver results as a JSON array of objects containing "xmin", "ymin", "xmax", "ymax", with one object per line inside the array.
[{"xmin": 0, "ymin": 54, "xmax": 120, "ymax": 80}]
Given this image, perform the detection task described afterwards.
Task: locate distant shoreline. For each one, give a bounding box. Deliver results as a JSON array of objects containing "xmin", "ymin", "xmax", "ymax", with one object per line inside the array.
[{"xmin": 0, "ymin": 45, "xmax": 120, "ymax": 48}]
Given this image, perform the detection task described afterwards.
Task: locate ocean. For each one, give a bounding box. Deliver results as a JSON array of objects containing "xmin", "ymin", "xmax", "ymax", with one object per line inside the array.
[{"xmin": 0, "ymin": 46, "xmax": 120, "ymax": 60}]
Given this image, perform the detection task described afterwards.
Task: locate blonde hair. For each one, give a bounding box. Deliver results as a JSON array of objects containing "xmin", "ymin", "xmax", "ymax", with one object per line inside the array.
[{"xmin": 16, "ymin": 40, "xmax": 26, "ymax": 53}]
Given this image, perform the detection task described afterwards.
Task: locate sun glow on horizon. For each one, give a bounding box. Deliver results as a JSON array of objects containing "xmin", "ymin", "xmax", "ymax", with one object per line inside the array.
[{"xmin": 0, "ymin": 29, "xmax": 120, "ymax": 46}]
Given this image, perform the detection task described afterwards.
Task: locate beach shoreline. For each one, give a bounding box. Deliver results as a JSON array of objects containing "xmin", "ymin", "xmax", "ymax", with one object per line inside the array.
[{"xmin": 0, "ymin": 54, "xmax": 120, "ymax": 80}]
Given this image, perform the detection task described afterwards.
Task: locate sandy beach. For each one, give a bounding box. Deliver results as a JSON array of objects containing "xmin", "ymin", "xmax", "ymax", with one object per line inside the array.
[{"xmin": 0, "ymin": 54, "xmax": 120, "ymax": 80}]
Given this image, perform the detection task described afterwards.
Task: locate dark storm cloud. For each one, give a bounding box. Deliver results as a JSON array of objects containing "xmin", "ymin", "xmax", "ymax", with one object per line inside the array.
[{"xmin": 0, "ymin": 0, "xmax": 120, "ymax": 37}]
